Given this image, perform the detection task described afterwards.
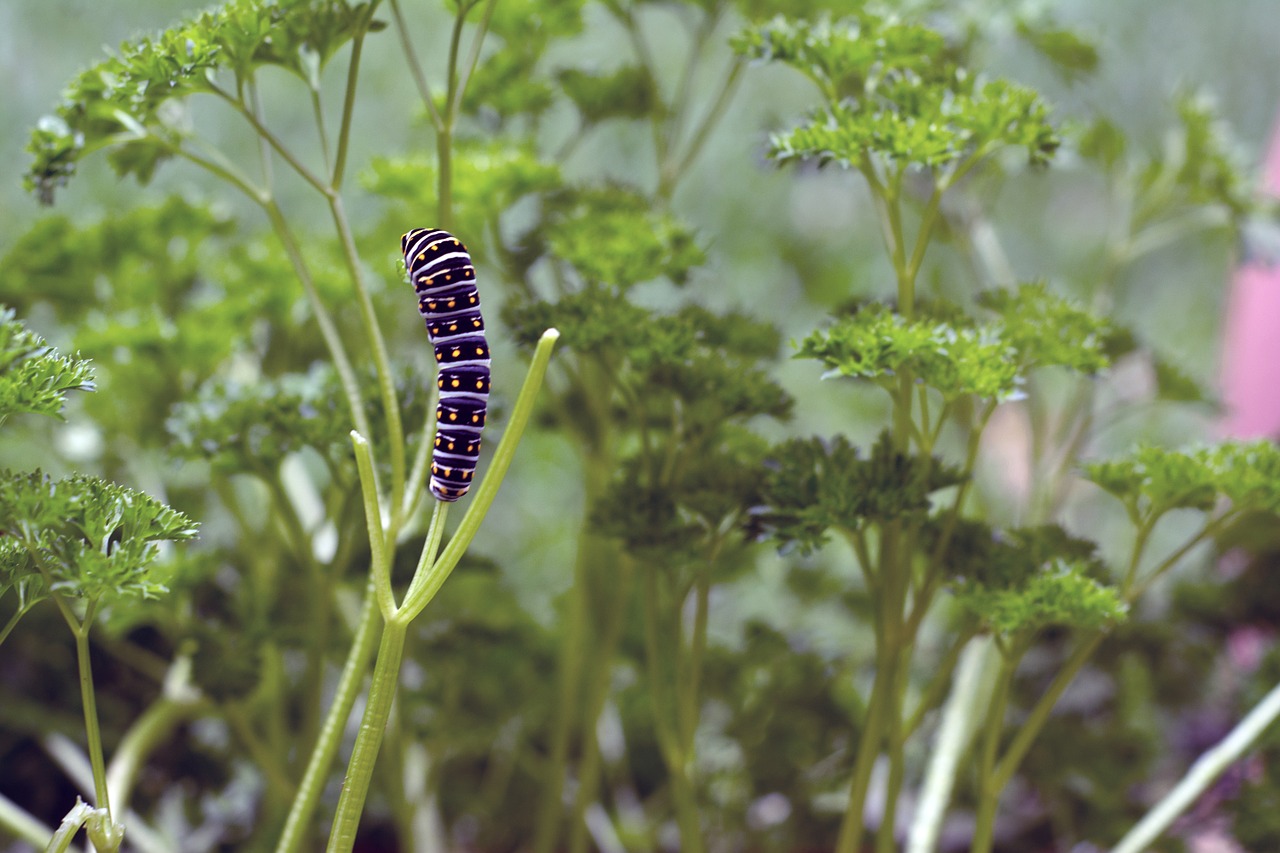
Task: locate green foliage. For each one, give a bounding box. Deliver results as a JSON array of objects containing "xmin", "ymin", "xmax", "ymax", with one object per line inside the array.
[
  {"xmin": 544, "ymin": 186, "xmax": 706, "ymax": 288},
  {"xmin": 0, "ymin": 469, "xmax": 197, "ymax": 602},
  {"xmin": 941, "ymin": 520, "xmax": 1125, "ymax": 635},
  {"xmin": 799, "ymin": 283, "xmax": 1112, "ymax": 401},
  {"xmin": 1083, "ymin": 441, "xmax": 1280, "ymax": 522},
  {"xmin": 168, "ymin": 365, "xmax": 353, "ymax": 475},
  {"xmin": 954, "ymin": 564, "xmax": 1126, "ymax": 635},
  {"xmin": 735, "ymin": 15, "xmax": 1059, "ymax": 170},
  {"xmin": 976, "ymin": 282, "xmax": 1111, "ymax": 374},
  {"xmin": 797, "ymin": 304, "xmax": 1020, "ymax": 400},
  {"xmin": 507, "ymin": 288, "xmax": 790, "ymax": 426},
  {"xmin": 364, "ymin": 141, "xmax": 563, "ymax": 253},
  {"xmin": 464, "ymin": 0, "xmax": 586, "ymax": 120},
  {"xmin": 26, "ymin": 0, "xmax": 381, "ymax": 201},
  {"xmin": 0, "ymin": 307, "xmax": 95, "ymax": 424},
  {"xmin": 558, "ymin": 65, "xmax": 658, "ymax": 124},
  {"xmin": 757, "ymin": 431, "xmax": 964, "ymax": 553},
  {"xmin": 1015, "ymin": 19, "xmax": 1099, "ymax": 82}
]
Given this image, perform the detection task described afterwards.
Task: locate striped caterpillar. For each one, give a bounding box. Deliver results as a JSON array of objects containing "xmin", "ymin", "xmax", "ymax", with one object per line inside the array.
[{"xmin": 401, "ymin": 228, "xmax": 490, "ymax": 502}]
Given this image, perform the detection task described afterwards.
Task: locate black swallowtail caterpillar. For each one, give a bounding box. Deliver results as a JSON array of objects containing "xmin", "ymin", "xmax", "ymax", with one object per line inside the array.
[{"xmin": 402, "ymin": 228, "xmax": 490, "ymax": 502}]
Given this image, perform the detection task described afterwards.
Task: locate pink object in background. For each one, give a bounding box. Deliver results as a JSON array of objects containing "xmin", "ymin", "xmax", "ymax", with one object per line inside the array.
[{"xmin": 1219, "ymin": 118, "xmax": 1280, "ymax": 439}]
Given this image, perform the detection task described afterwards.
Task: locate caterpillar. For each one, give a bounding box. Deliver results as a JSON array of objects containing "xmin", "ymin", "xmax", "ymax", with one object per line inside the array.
[{"xmin": 402, "ymin": 228, "xmax": 491, "ymax": 502}]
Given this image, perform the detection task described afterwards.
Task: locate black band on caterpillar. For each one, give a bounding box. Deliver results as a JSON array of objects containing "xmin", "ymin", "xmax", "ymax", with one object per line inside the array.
[{"xmin": 402, "ymin": 228, "xmax": 490, "ymax": 502}]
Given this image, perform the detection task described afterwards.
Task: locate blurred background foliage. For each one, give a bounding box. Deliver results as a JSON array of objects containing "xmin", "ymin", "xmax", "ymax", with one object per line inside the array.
[{"xmin": 3, "ymin": 0, "xmax": 1280, "ymax": 851}]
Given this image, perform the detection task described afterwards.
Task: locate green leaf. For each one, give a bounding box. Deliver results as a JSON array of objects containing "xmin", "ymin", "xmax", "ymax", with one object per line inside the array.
[
  {"xmin": 558, "ymin": 65, "xmax": 659, "ymax": 124},
  {"xmin": 941, "ymin": 519, "xmax": 1123, "ymax": 634},
  {"xmin": 953, "ymin": 561, "xmax": 1126, "ymax": 635},
  {"xmin": 1014, "ymin": 19, "xmax": 1099, "ymax": 82},
  {"xmin": 1082, "ymin": 441, "xmax": 1280, "ymax": 522},
  {"xmin": 25, "ymin": 0, "xmax": 380, "ymax": 201},
  {"xmin": 737, "ymin": 15, "xmax": 1059, "ymax": 171},
  {"xmin": 977, "ymin": 281, "xmax": 1111, "ymax": 374},
  {"xmin": 544, "ymin": 185, "xmax": 706, "ymax": 288},
  {"xmin": 756, "ymin": 431, "xmax": 965, "ymax": 554},
  {"xmin": 0, "ymin": 470, "xmax": 198, "ymax": 603},
  {"xmin": 796, "ymin": 304, "xmax": 1022, "ymax": 401},
  {"xmin": 364, "ymin": 141, "xmax": 562, "ymax": 256},
  {"xmin": 0, "ymin": 307, "xmax": 95, "ymax": 424}
]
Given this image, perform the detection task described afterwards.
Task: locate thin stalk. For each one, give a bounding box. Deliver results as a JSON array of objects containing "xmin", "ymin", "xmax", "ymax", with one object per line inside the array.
[
  {"xmin": 907, "ymin": 637, "xmax": 997, "ymax": 853},
  {"xmin": 274, "ymin": 579, "xmax": 383, "ymax": 853},
  {"xmin": 991, "ymin": 630, "xmax": 1106, "ymax": 792},
  {"xmin": 875, "ymin": 653, "xmax": 909, "ymax": 853},
  {"xmin": 0, "ymin": 603, "xmax": 34, "ymax": 647},
  {"xmin": 389, "ymin": 0, "xmax": 445, "ymax": 131},
  {"xmin": 434, "ymin": 4, "xmax": 468, "ymax": 229},
  {"xmin": 208, "ymin": 84, "xmax": 332, "ymax": 196},
  {"xmin": 641, "ymin": 568, "xmax": 705, "ymax": 853},
  {"xmin": 661, "ymin": 58, "xmax": 744, "ymax": 199},
  {"xmin": 834, "ymin": 632, "xmax": 893, "ymax": 853},
  {"xmin": 566, "ymin": 555, "xmax": 636, "ymax": 853},
  {"xmin": 678, "ymin": 565, "xmax": 713, "ymax": 752},
  {"xmin": 533, "ymin": 547, "xmax": 590, "ymax": 853},
  {"xmin": 310, "ymin": 85, "xmax": 332, "ymax": 175},
  {"xmin": 172, "ymin": 146, "xmax": 267, "ymax": 204},
  {"xmin": 246, "ymin": 76, "xmax": 276, "ymax": 188},
  {"xmin": 0, "ymin": 790, "xmax": 50, "ymax": 848},
  {"xmin": 325, "ymin": 618, "xmax": 409, "ymax": 853},
  {"xmin": 1112, "ymin": 677, "xmax": 1280, "ymax": 853},
  {"xmin": 904, "ymin": 625, "xmax": 978, "ymax": 737},
  {"xmin": 260, "ymin": 200, "xmax": 376, "ymax": 490},
  {"xmin": 452, "ymin": 0, "xmax": 500, "ymax": 118},
  {"xmin": 331, "ymin": 195, "xmax": 406, "ymax": 519},
  {"xmin": 106, "ymin": 693, "xmax": 206, "ymax": 815},
  {"xmin": 351, "ymin": 430, "xmax": 395, "ymax": 618},
  {"xmin": 224, "ymin": 704, "xmax": 297, "ymax": 804},
  {"xmin": 969, "ymin": 651, "xmax": 1019, "ymax": 853},
  {"xmin": 330, "ymin": 8, "xmax": 372, "ymax": 190},
  {"xmin": 70, "ymin": 610, "xmax": 111, "ymax": 824},
  {"xmin": 399, "ymin": 501, "xmax": 449, "ymax": 607}
]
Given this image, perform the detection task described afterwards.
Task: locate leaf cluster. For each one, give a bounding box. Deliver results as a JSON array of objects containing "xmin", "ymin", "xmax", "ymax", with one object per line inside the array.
[
  {"xmin": 593, "ymin": 428, "xmax": 771, "ymax": 564},
  {"xmin": 799, "ymin": 283, "xmax": 1112, "ymax": 401},
  {"xmin": 542, "ymin": 185, "xmax": 707, "ymax": 289},
  {"xmin": 505, "ymin": 286, "xmax": 790, "ymax": 425},
  {"xmin": 167, "ymin": 365, "xmax": 353, "ymax": 475},
  {"xmin": 734, "ymin": 14, "xmax": 1059, "ymax": 170},
  {"xmin": 940, "ymin": 519, "xmax": 1125, "ymax": 635},
  {"xmin": 364, "ymin": 141, "xmax": 562, "ymax": 255},
  {"xmin": 26, "ymin": 0, "xmax": 380, "ymax": 201},
  {"xmin": 1083, "ymin": 441, "xmax": 1280, "ymax": 523},
  {"xmin": 755, "ymin": 431, "xmax": 964, "ymax": 554},
  {"xmin": 168, "ymin": 361, "xmax": 431, "ymax": 478},
  {"xmin": 557, "ymin": 65, "xmax": 658, "ymax": 125},
  {"xmin": 0, "ymin": 307, "xmax": 95, "ymax": 425},
  {"xmin": 1080, "ymin": 93, "xmax": 1259, "ymax": 224},
  {"xmin": 0, "ymin": 469, "xmax": 198, "ymax": 603},
  {"xmin": 462, "ymin": 0, "xmax": 586, "ymax": 121}
]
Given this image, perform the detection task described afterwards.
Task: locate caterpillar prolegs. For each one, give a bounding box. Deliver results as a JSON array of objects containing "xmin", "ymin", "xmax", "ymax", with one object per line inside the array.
[{"xmin": 401, "ymin": 228, "xmax": 490, "ymax": 502}]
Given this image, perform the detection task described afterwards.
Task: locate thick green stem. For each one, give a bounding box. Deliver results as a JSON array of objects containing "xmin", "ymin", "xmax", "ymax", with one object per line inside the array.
[
  {"xmin": 274, "ymin": 579, "xmax": 383, "ymax": 853},
  {"xmin": 325, "ymin": 619, "xmax": 409, "ymax": 853}
]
